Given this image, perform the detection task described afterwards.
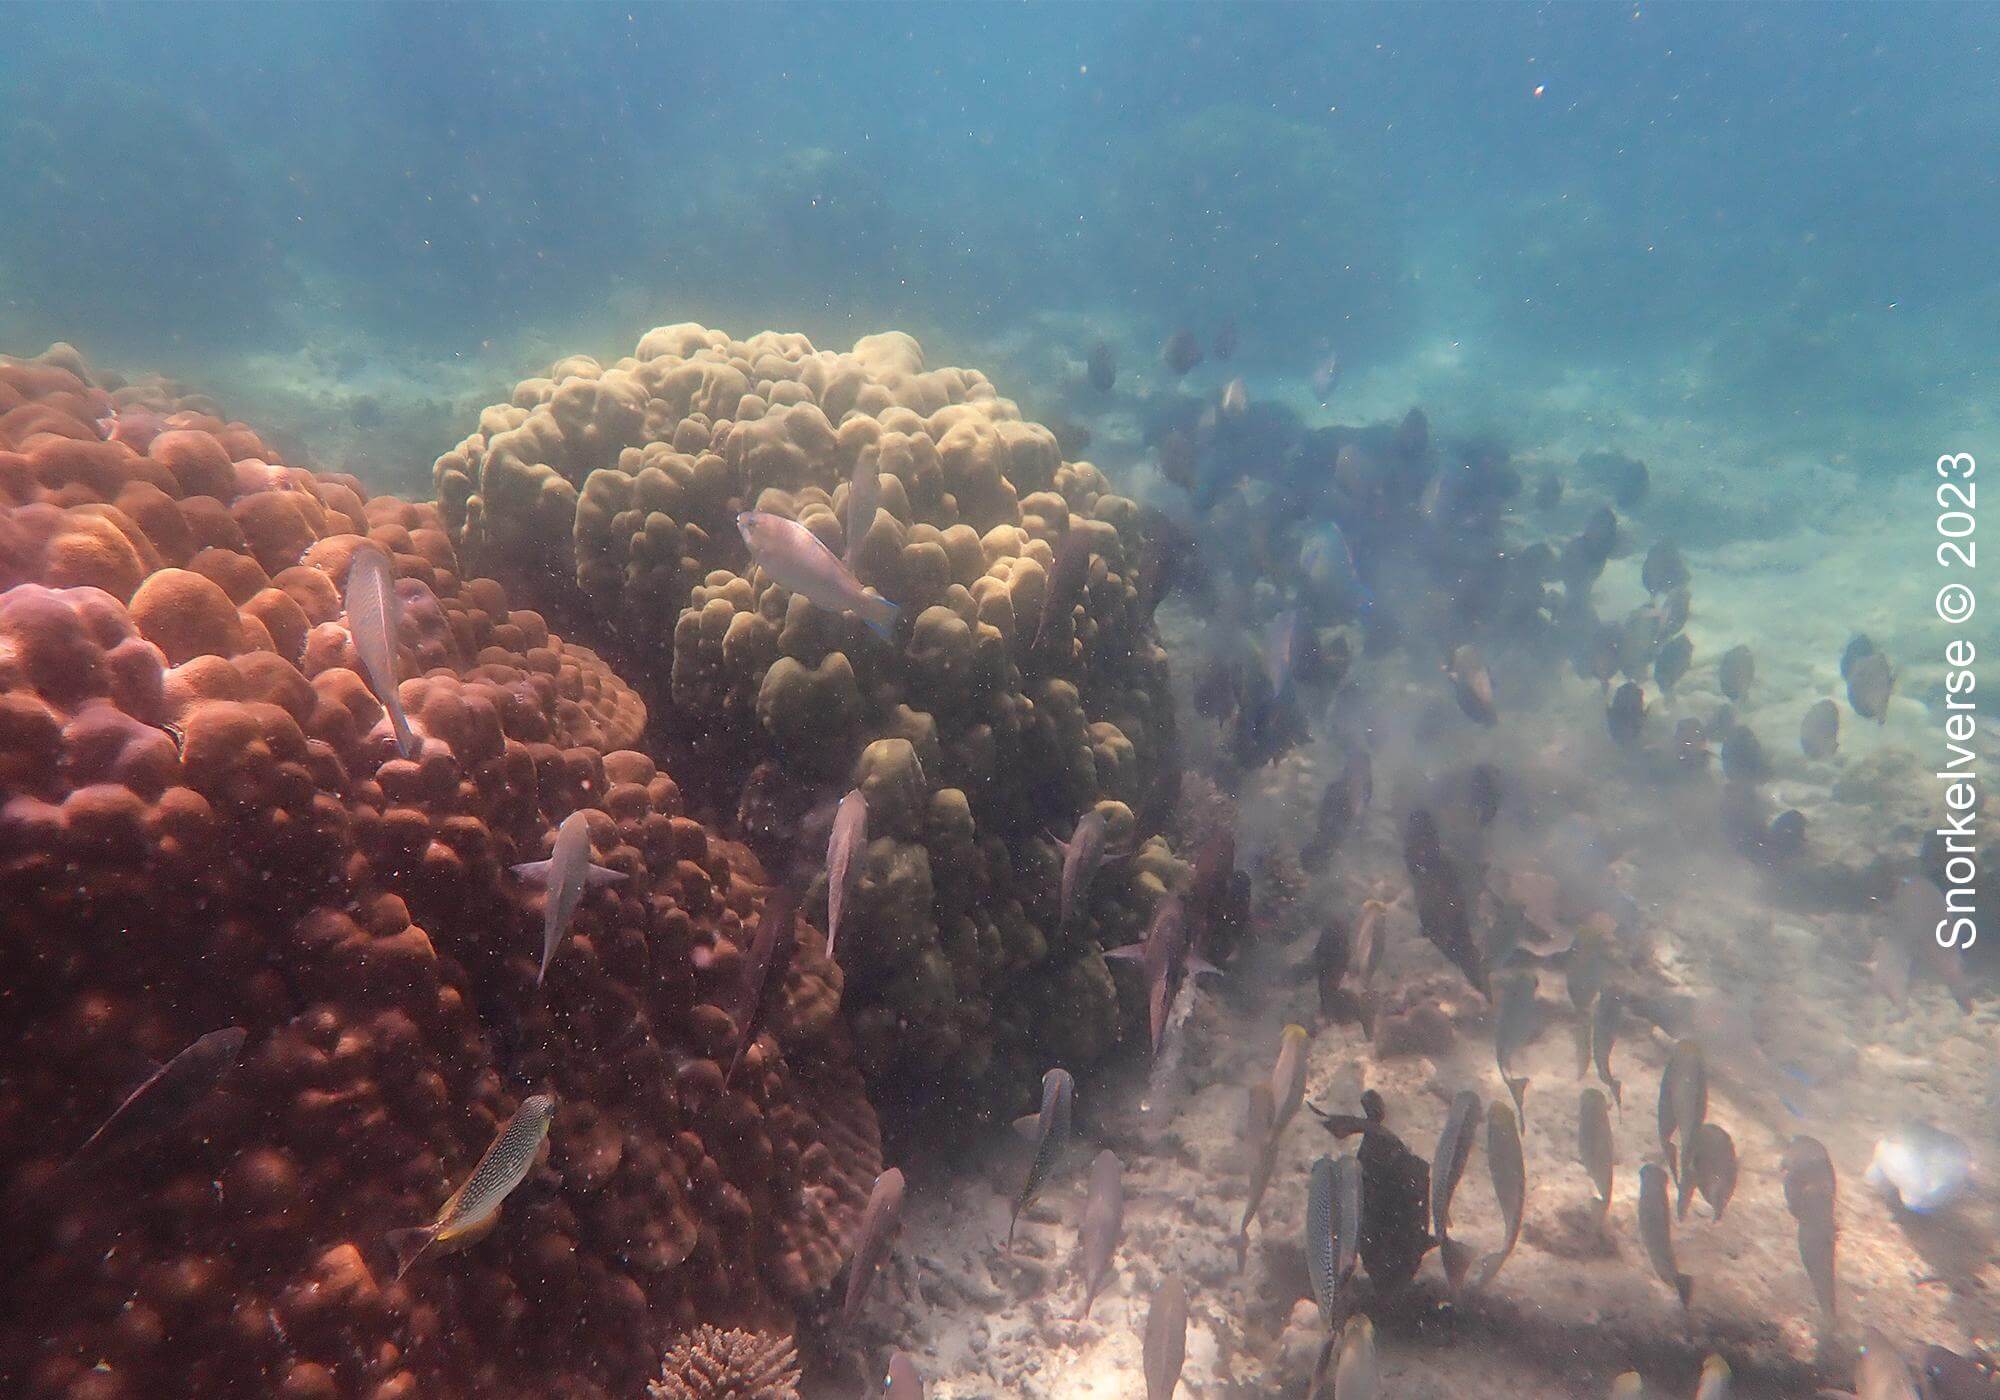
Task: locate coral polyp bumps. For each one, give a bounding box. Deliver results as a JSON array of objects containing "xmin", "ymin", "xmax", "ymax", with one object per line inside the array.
[{"xmin": 0, "ymin": 325, "xmax": 1180, "ymax": 1397}]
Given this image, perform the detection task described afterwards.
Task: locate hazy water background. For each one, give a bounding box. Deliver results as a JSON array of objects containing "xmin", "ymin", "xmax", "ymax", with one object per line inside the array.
[{"xmin": 3, "ymin": 1, "xmax": 1994, "ymax": 490}]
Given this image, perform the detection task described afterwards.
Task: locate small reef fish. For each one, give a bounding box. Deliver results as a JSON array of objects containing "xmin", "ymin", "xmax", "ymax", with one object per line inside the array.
[
  {"xmin": 1087, "ymin": 340, "xmax": 1117, "ymax": 393},
  {"xmin": 845, "ymin": 462, "xmax": 882, "ymax": 569},
  {"xmin": 1303, "ymin": 745, "xmax": 1372, "ymax": 870},
  {"xmin": 1034, "ymin": 528, "xmax": 1094, "ymax": 652},
  {"xmin": 1007, "ymin": 1067, "xmax": 1074, "ymax": 1253},
  {"xmin": 1579, "ymin": 1087, "xmax": 1614, "ymax": 1220},
  {"xmin": 512, "ymin": 809, "xmax": 626, "ymax": 986},
  {"xmin": 1052, "ymin": 808, "xmax": 1110, "ymax": 933},
  {"xmin": 1801, "ymin": 698, "xmax": 1840, "ymax": 759},
  {"xmin": 1642, "ymin": 540, "xmax": 1690, "ymax": 596},
  {"xmin": 1403, "ymin": 810, "xmax": 1486, "ymax": 995},
  {"xmin": 1270, "ymin": 1023, "xmax": 1310, "ymax": 1137},
  {"xmin": 1567, "ymin": 938, "xmax": 1607, "ymax": 1074},
  {"xmin": 727, "ymin": 882, "xmax": 803, "ymax": 1084},
  {"xmin": 1659, "ymin": 1038, "xmax": 1708, "ymax": 1201},
  {"xmin": 1313, "ymin": 922, "xmax": 1352, "ymax": 1022},
  {"xmin": 1107, "ymin": 894, "xmax": 1218, "ymax": 1056},
  {"xmin": 1782, "ymin": 1135, "xmax": 1838, "ymax": 1324},
  {"xmin": 1431, "ymin": 1089, "xmax": 1481, "ymax": 1286},
  {"xmin": 883, "ymin": 1350, "xmax": 923, "ymax": 1399},
  {"xmin": 1076, "ymin": 1149, "xmax": 1124, "ymax": 1320},
  {"xmin": 1688, "ymin": 1123, "xmax": 1738, "ymax": 1220},
  {"xmin": 824, "ymin": 789, "xmax": 867, "ymax": 960},
  {"xmin": 1162, "ymin": 329, "xmax": 1203, "ymax": 376},
  {"xmin": 1447, "ymin": 644, "xmax": 1499, "ymax": 726},
  {"xmin": 1236, "ymin": 1083, "xmax": 1278, "ymax": 1268},
  {"xmin": 1865, "ymin": 1122, "xmax": 1972, "ymax": 1214},
  {"xmin": 1492, "ymin": 971, "xmax": 1539, "ymax": 1123},
  {"xmin": 842, "ymin": 1167, "xmax": 906, "ymax": 1326},
  {"xmin": 1637, "ymin": 1161, "xmax": 1692, "ymax": 1309},
  {"xmin": 344, "ymin": 544, "xmax": 418, "ymax": 757},
  {"xmin": 736, "ymin": 509, "xmax": 900, "ymax": 641},
  {"xmin": 1696, "ymin": 1354, "xmax": 1732, "ymax": 1400},
  {"xmin": 1335, "ymin": 1315, "xmax": 1378, "ymax": 1400},
  {"xmin": 1847, "ymin": 650, "xmax": 1895, "ymax": 722},
  {"xmin": 1607, "ymin": 682, "xmax": 1646, "ymax": 747},
  {"xmin": 1718, "ymin": 644, "xmax": 1755, "ymax": 704},
  {"xmin": 1655, "ymin": 633, "xmax": 1693, "ymax": 692},
  {"xmin": 389, "ymin": 1093, "xmax": 556, "ymax": 1281},
  {"xmin": 65, "ymin": 1026, "xmax": 246, "ymax": 1172},
  {"xmin": 1299, "ymin": 520, "xmax": 1370, "ymax": 612},
  {"xmin": 1144, "ymin": 1276, "xmax": 1188, "ymax": 1400},
  {"xmin": 1473, "ymin": 1101, "xmax": 1525, "ymax": 1291}
]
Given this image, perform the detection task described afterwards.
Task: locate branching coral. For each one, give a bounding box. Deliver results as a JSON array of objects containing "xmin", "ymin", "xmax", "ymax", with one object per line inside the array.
[
  {"xmin": 0, "ymin": 347, "xmax": 879, "ymax": 1400},
  {"xmin": 647, "ymin": 1326, "xmax": 801, "ymax": 1400},
  {"xmin": 436, "ymin": 325, "xmax": 1185, "ymax": 1123}
]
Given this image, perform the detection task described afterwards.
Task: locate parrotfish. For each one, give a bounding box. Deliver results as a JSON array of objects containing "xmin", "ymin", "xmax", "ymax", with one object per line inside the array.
[
  {"xmin": 726, "ymin": 882, "xmax": 803, "ymax": 1085},
  {"xmin": 1075, "ymin": 1148, "xmax": 1124, "ymax": 1320},
  {"xmin": 842, "ymin": 1167, "xmax": 906, "ymax": 1326},
  {"xmin": 389, "ymin": 1093, "xmax": 556, "ymax": 1281},
  {"xmin": 1696, "ymin": 1354, "xmax": 1732, "ymax": 1400},
  {"xmin": 1689, "ymin": 1123, "xmax": 1738, "ymax": 1221},
  {"xmin": 736, "ymin": 509, "xmax": 900, "ymax": 640},
  {"xmin": 1007, "ymin": 1067, "xmax": 1074, "ymax": 1253},
  {"xmin": 824, "ymin": 788, "xmax": 867, "ymax": 960},
  {"xmin": 1034, "ymin": 529, "xmax": 1094, "ymax": 652},
  {"xmin": 883, "ymin": 1351, "xmax": 923, "ymax": 1399},
  {"xmin": 1052, "ymin": 808, "xmax": 1111, "ymax": 933},
  {"xmin": 1473, "ymin": 1101, "xmax": 1525, "ymax": 1292},
  {"xmin": 1579, "ymin": 1086, "xmax": 1614, "ymax": 1220},
  {"xmin": 1106, "ymin": 895, "xmax": 1218, "ymax": 1056},
  {"xmin": 1865, "ymin": 1122, "xmax": 1972, "ymax": 1214},
  {"xmin": 65, "ymin": 1026, "xmax": 247, "ymax": 1172},
  {"xmin": 1144, "ymin": 1277, "xmax": 1188, "ymax": 1400},
  {"xmin": 344, "ymin": 543, "xmax": 417, "ymax": 756},
  {"xmin": 846, "ymin": 462, "xmax": 883, "ymax": 569},
  {"xmin": 512, "ymin": 809, "xmax": 626, "ymax": 986},
  {"xmin": 1637, "ymin": 1161, "xmax": 1692, "ymax": 1309}
]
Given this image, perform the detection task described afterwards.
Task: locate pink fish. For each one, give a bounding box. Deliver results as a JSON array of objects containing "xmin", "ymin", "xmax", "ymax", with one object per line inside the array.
[
  {"xmin": 343, "ymin": 545, "xmax": 418, "ymax": 757},
  {"xmin": 511, "ymin": 810, "xmax": 626, "ymax": 986},
  {"xmin": 1107, "ymin": 895, "xmax": 1220, "ymax": 1055},
  {"xmin": 825, "ymin": 788, "xmax": 867, "ymax": 961},
  {"xmin": 737, "ymin": 510, "xmax": 899, "ymax": 640},
  {"xmin": 841, "ymin": 1166, "xmax": 906, "ymax": 1325}
]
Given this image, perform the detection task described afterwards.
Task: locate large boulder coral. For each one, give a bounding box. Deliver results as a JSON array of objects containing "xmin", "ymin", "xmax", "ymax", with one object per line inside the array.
[
  {"xmin": 435, "ymin": 325, "xmax": 1182, "ymax": 1124},
  {"xmin": 0, "ymin": 349, "xmax": 879, "ymax": 1400}
]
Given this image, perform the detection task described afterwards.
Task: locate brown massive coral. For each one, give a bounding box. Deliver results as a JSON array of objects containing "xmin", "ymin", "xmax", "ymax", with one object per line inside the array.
[
  {"xmin": 0, "ymin": 349, "xmax": 879, "ymax": 1400},
  {"xmin": 434, "ymin": 325, "xmax": 1183, "ymax": 1124}
]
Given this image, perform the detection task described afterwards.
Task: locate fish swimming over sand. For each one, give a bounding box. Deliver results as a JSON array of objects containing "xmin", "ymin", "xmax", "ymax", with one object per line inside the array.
[
  {"xmin": 737, "ymin": 509, "xmax": 900, "ymax": 640},
  {"xmin": 1213, "ymin": 318, "xmax": 1239, "ymax": 360},
  {"xmin": 1087, "ymin": 340, "xmax": 1117, "ymax": 393},
  {"xmin": 1007, "ymin": 1067, "xmax": 1074, "ymax": 1253},
  {"xmin": 1448, "ymin": 644, "xmax": 1498, "ymax": 725},
  {"xmin": 1492, "ymin": 971, "xmax": 1539, "ymax": 1122},
  {"xmin": 389, "ymin": 1093, "xmax": 556, "ymax": 1281},
  {"xmin": 1637, "ymin": 1161, "xmax": 1692, "ymax": 1308},
  {"xmin": 1655, "ymin": 632, "xmax": 1693, "ymax": 692},
  {"xmin": 1076, "ymin": 1149, "xmax": 1124, "ymax": 1319},
  {"xmin": 1579, "ymin": 1086, "xmax": 1614, "ymax": 1220},
  {"xmin": 1865, "ymin": 1122, "xmax": 1972, "ymax": 1214},
  {"xmin": 512, "ymin": 809, "xmax": 626, "ymax": 986},
  {"xmin": 1607, "ymin": 682, "xmax": 1646, "ymax": 747},
  {"xmin": 1432, "ymin": 1089, "xmax": 1481, "ymax": 1285},
  {"xmin": 1306, "ymin": 1155, "xmax": 1351, "ymax": 1328},
  {"xmin": 1236, "ymin": 1083, "xmax": 1278, "ymax": 1268},
  {"xmin": 1688, "ymin": 1123, "xmax": 1738, "ymax": 1220},
  {"xmin": 344, "ymin": 543, "xmax": 418, "ymax": 757},
  {"xmin": 1270, "ymin": 1023, "xmax": 1309, "ymax": 1136},
  {"xmin": 1718, "ymin": 644, "xmax": 1755, "ymax": 704},
  {"xmin": 1847, "ymin": 649, "xmax": 1895, "ymax": 722},
  {"xmin": 1311, "ymin": 351, "xmax": 1341, "ymax": 404},
  {"xmin": 727, "ymin": 882, "xmax": 803, "ymax": 1084},
  {"xmin": 1107, "ymin": 894, "xmax": 1217, "ymax": 1055},
  {"xmin": 1403, "ymin": 810, "xmax": 1486, "ymax": 994},
  {"xmin": 1642, "ymin": 540, "xmax": 1689, "ymax": 596},
  {"xmin": 1659, "ymin": 1038, "xmax": 1708, "ymax": 1202},
  {"xmin": 1144, "ymin": 1277, "xmax": 1187, "ymax": 1400},
  {"xmin": 1303, "ymin": 745, "xmax": 1372, "ymax": 869},
  {"xmin": 1591, "ymin": 989, "xmax": 1626, "ymax": 1108},
  {"xmin": 842, "ymin": 1167, "xmax": 906, "ymax": 1326},
  {"xmin": 1801, "ymin": 698, "xmax": 1840, "ymax": 759},
  {"xmin": 1472, "ymin": 1101, "xmax": 1525, "ymax": 1291},
  {"xmin": 1162, "ymin": 330, "xmax": 1202, "ymax": 376},
  {"xmin": 1782, "ymin": 1134, "xmax": 1838, "ymax": 1323},
  {"xmin": 65, "ymin": 1026, "xmax": 246, "ymax": 1173},
  {"xmin": 846, "ymin": 462, "xmax": 883, "ymax": 569},
  {"xmin": 824, "ymin": 788, "xmax": 867, "ymax": 960}
]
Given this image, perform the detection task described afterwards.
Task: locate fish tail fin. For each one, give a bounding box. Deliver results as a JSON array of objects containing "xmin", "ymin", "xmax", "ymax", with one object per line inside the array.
[
  {"xmin": 388, "ymin": 699, "xmax": 418, "ymax": 759},
  {"xmin": 860, "ymin": 595, "xmax": 900, "ymax": 642},
  {"xmin": 387, "ymin": 1223, "xmax": 439, "ymax": 1283},
  {"xmin": 1441, "ymin": 1237, "xmax": 1477, "ymax": 1292},
  {"xmin": 1102, "ymin": 942, "xmax": 1146, "ymax": 963}
]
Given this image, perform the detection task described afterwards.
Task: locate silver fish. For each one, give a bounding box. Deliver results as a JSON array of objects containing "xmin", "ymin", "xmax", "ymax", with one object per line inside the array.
[
  {"xmin": 512, "ymin": 809, "xmax": 626, "ymax": 986},
  {"xmin": 1493, "ymin": 970, "xmax": 1539, "ymax": 1124},
  {"xmin": 1270, "ymin": 1023, "xmax": 1310, "ymax": 1138},
  {"xmin": 1696, "ymin": 1354, "xmax": 1732, "ymax": 1400},
  {"xmin": 1236, "ymin": 1083, "xmax": 1278, "ymax": 1267},
  {"xmin": 825, "ymin": 788, "xmax": 867, "ymax": 960},
  {"xmin": 1334, "ymin": 1315, "xmax": 1378, "ymax": 1400},
  {"xmin": 1432, "ymin": 1090, "xmax": 1482, "ymax": 1246},
  {"xmin": 1688, "ymin": 1123, "xmax": 1738, "ymax": 1221},
  {"xmin": 1474, "ymin": 1101, "xmax": 1525, "ymax": 1291},
  {"xmin": 842, "ymin": 1167, "xmax": 906, "ymax": 1326},
  {"xmin": 846, "ymin": 461, "xmax": 883, "ymax": 569},
  {"xmin": 1144, "ymin": 1277, "xmax": 1188, "ymax": 1400},
  {"xmin": 344, "ymin": 544, "xmax": 417, "ymax": 756},
  {"xmin": 1054, "ymin": 809, "xmax": 1110, "ymax": 934},
  {"xmin": 66, "ymin": 1026, "xmax": 246, "ymax": 1171},
  {"xmin": 1783, "ymin": 1135, "xmax": 1838, "ymax": 1323},
  {"xmin": 737, "ymin": 509, "xmax": 900, "ymax": 640},
  {"xmin": 1579, "ymin": 1087, "xmax": 1614, "ymax": 1218},
  {"xmin": 1076, "ymin": 1149, "xmax": 1124, "ymax": 1319},
  {"xmin": 1637, "ymin": 1161, "xmax": 1691, "ymax": 1308},
  {"xmin": 389, "ymin": 1093, "xmax": 556, "ymax": 1281},
  {"xmin": 883, "ymin": 1350, "xmax": 923, "ymax": 1399},
  {"xmin": 1007, "ymin": 1067, "xmax": 1074, "ymax": 1253},
  {"xmin": 1591, "ymin": 988, "xmax": 1624, "ymax": 1107}
]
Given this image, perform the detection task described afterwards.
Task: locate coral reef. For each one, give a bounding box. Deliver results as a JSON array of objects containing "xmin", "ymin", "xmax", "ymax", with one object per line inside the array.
[
  {"xmin": 647, "ymin": 1327, "xmax": 800, "ymax": 1400},
  {"xmin": 0, "ymin": 348, "xmax": 879, "ymax": 1399},
  {"xmin": 435, "ymin": 325, "xmax": 1183, "ymax": 1123}
]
